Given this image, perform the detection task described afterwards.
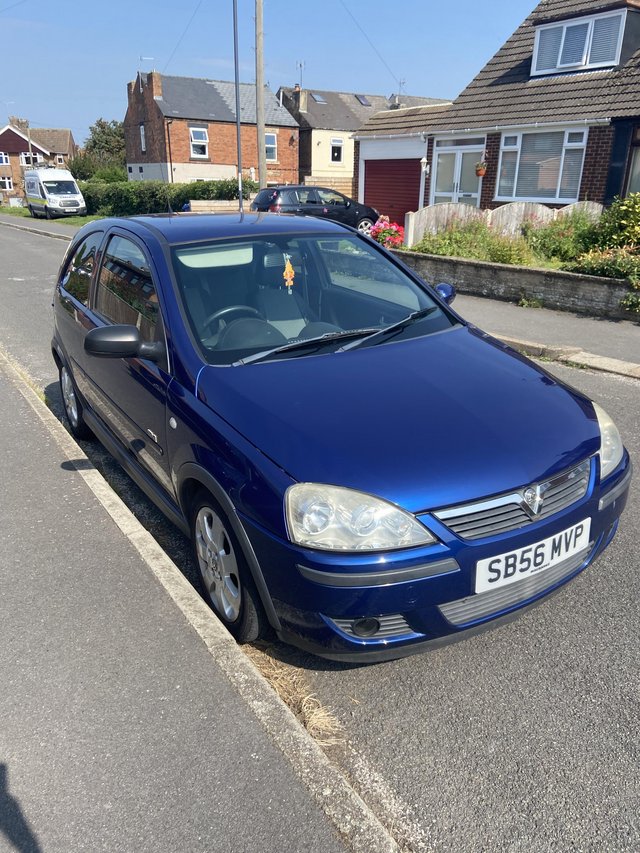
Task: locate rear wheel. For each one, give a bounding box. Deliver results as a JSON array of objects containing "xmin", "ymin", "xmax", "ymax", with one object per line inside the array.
[
  {"xmin": 59, "ymin": 364, "xmax": 92, "ymax": 440},
  {"xmin": 28, "ymin": 205, "xmax": 36, "ymax": 218},
  {"xmin": 191, "ymin": 491, "xmax": 268, "ymax": 642},
  {"xmin": 357, "ymin": 217, "xmax": 374, "ymax": 235}
]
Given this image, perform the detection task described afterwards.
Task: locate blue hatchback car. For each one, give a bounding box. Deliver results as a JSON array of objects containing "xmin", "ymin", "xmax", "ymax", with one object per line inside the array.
[{"xmin": 52, "ymin": 213, "xmax": 632, "ymax": 661}]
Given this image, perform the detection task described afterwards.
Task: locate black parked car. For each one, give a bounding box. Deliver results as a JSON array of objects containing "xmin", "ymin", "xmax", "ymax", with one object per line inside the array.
[{"xmin": 250, "ymin": 185, "xmax": 379, "ymax": 234}]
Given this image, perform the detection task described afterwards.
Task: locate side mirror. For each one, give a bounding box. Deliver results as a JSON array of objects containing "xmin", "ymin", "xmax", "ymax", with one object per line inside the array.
[
  {"xmin": 345, "ymin": 200, "xmax": 351, "ymax": 208},
  {"xmin": 434, "ymin": 282, "xmax": 456, "ymax": 305},
  {"xmin": 84, "ymin": 324, "xmax": 164, "ymax": 362}
]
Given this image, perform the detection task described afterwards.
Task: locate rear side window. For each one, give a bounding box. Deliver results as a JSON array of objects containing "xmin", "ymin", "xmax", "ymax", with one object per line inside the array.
[
  {"xmin": 95, "ymin": 235, "xmax": 159, "ymax": 343},
  {"xmin": 254, "ymin": 189, "xmax": 279, "ymax": 206},
  {"xmin": 61, "ymin": 232, "xmax": 103, "ymax": 305}
]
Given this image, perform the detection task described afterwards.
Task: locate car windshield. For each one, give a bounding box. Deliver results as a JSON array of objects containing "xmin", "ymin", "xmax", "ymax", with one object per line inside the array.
[
  {"xmin": 170, "ymin": 233, "xmax": 457, "ymax": 365},
  {"xmin": 43, "ymin": 180, "xmax": 78, "ymax": 195}
]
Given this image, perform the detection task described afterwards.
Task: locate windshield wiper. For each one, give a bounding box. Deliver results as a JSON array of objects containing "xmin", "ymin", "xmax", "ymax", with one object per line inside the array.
[
  {"xmin": 337, "ymin": 306, "xmax": 438, "ymax": 352},
  {"xmin": 233, "ymin": 328, "xmax": 379, "ymax": 365}
]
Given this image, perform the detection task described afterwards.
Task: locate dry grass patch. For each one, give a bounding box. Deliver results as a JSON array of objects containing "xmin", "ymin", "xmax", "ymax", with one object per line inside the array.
[{"xmin": 245, "ymin": 643, "xmax": 345, "ymax": 748}]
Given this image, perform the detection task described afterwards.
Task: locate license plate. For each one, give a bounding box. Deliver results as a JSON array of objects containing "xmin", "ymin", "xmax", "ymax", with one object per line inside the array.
[{"xmin": 475, "ymin": 518, "xmax": 591, "ymax": 594}]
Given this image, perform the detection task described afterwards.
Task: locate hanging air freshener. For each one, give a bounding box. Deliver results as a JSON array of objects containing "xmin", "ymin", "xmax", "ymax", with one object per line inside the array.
[{"xmin": 283, "ymin": 254, "xmax": 295, "ymax": 294}]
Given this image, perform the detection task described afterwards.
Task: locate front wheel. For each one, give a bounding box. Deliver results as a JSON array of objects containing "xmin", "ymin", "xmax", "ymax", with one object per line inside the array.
[
  {"xmin": 191, "ymin": 492, "xmax": 268, "ymax": 642},
  {"xmin": 45, "ymin": 207, "xmax": 52, "ymax": 220},
  {"xmin": 59, "ymin": 364, "xmax": 92, "ymax": 440},
  {"xmin": 357, "ymin": 218, "xmax": 374, "ymax": 235}
]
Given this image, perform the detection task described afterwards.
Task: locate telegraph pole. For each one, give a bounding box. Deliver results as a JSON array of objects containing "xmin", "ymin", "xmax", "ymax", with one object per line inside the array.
[
  {"xmin": 233, "ymin": 0, "xmax": 243, "ymax": 211},
  {"xmin": 255, "ymin": 0, "xmax": 266, "ymax": 188}
]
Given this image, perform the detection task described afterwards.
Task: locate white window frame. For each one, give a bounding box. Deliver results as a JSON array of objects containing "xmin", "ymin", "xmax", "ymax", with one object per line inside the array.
[
  {"xmin": 330, "ymin": 137, "xmax": 344, "ymax": 164},
  {"xmin": 495, "ymin": 127, "xmax": 588, "ymax": 204},
  {"xmin": 0, "ymin": 176, "xmax": 13, "ymax": 191},
  {"xmin": 265, "ymin": 132, "xmax": 277, "ymax": 162},
  {"xmin": 190, "ymin": 126, "xmax": 209, "ymax": 159},
  {"xmin": 0, "ymin": 152, "xmax": 9, "ymax": 165},
  {"xmin": 19, "ymin": 152, "xmax": 44, "ymax": 166},
  {"xmin": 532, "ymin": 10, "xmax": 626, "ymax": 76},
  {"xmin": 139, "ymin": 124, "xmax": 146, "ymax": 153},
  {"xmin": 56, "ymin": 154, "xmax": 65, "ymax": 165}
]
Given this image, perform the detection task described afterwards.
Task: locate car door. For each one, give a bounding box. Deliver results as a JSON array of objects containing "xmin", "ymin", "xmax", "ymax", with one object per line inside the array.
[
  {"xmin": 294, "ymin": 187, "xmax": 323, "ymax": 217},
  {"xmin": 82, "ymin": 231, "xmax": 173, "ymax": 494},
  {"xmin": 315, "ymin": 188, "xmax": 352, "ymax": 225}
]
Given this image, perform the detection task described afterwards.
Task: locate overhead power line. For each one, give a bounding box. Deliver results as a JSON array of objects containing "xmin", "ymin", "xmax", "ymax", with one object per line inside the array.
[
  {"xmin": 338, "ymin": 0, "xmax": 403, "ymax": 90},
  {"xmin": 163, "ymin": 0, "xmax": 204, "ymax": 73}
]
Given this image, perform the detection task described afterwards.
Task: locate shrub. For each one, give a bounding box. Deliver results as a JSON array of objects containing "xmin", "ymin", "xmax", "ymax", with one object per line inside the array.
[
  {"xmin": 78, "ymin": 178, "xmax": 258, "ymax": 216},
  {"xmin": 522, "ymin": 211, "xmax": 598, "ymax": 262},
  {"xmin": 565, "ymin": 245, "xmax": 640, "ymax": 283},
  {"xmin": 414, "ymin": 220, "xmax": 535, "ymax": 266},
  {"xmin": 595, "ymin": 193, "xmax": 640, "ymax": 248}
]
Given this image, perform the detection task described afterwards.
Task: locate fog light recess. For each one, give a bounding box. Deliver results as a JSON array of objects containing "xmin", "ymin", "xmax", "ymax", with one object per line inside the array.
[
  {"xmin": 352, "ymin": 617, "xmax": 381, "ymax": 638},
  {"xmin": 330, "ymin": 613, "xmax": 414, "ymax": 639}
]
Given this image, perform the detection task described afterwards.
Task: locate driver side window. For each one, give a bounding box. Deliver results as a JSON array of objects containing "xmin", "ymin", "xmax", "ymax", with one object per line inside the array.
[{"xmin": 94, "ymin": 235, "xmax": 160, "ymax": 343}]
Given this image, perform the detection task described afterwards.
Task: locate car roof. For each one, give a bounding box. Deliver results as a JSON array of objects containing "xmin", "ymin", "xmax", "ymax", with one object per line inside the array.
[
  {"xmin": 261, "ymin": 185, "xmax": 342, "ymax": 193},
  {"xmin": 85, "ymin": 212, "xmax": 354, "ymax": 246}
]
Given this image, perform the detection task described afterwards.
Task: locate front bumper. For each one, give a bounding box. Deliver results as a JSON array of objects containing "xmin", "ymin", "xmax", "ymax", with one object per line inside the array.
[{"xmin": 242, "ymin": 457, "xmax": 631, "ymax": 661}]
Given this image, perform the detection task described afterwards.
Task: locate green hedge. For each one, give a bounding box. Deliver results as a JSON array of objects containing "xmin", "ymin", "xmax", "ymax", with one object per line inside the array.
[{"xmin": 79, "ymin": 178, "xmax": 258, "ymax": 217}]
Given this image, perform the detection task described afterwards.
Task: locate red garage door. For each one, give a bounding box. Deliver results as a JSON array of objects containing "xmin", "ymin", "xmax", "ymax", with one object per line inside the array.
[{"xmin": 364, "ymin": 159, "xmax": 421, "ymax": 224}]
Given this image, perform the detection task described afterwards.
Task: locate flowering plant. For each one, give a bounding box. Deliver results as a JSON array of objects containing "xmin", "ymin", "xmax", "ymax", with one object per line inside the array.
[{"xmin": 369, "ymin": 216, "xmax": 404, "ymax": 248}]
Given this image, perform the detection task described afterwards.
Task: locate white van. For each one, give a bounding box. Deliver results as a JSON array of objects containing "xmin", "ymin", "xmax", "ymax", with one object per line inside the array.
[{"xmin": 24, "ymin": 168, "xmax": 86, "ymax": 219}]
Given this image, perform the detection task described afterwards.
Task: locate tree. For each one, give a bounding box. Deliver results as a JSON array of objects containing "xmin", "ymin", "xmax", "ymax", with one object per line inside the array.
[{"xmin": 84, "ymin": 118, "xmax": 126, "ymax": 167}]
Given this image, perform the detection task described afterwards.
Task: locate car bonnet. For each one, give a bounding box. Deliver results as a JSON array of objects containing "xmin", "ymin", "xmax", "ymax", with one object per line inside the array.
[{"xmin": 196, "ymin": 326, "xmax": 600, "ymax": 513}]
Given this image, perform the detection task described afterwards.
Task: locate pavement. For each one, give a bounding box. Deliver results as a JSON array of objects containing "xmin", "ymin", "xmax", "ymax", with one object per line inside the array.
[{"xmin": 0, "ymin": 212, "xmax": 639, "ymax": 852}]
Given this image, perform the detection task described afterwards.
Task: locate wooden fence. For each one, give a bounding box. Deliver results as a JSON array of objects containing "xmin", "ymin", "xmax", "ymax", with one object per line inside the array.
[{"xmin": 404, "ymin": 200, "xmax": 604, "ymax": 247}]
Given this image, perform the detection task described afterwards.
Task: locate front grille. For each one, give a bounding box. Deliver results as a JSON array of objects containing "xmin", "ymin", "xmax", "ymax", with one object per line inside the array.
[
  {"xmin": 331, "ymin": 614, "xmax": 413, "ymax": 639},
  {"xmin": 434, "ymin": 458, "xmax": 591, "ymax": 540},
  {"xmin": 439, "ymin": 542, "xmax": 592, "ymax": 627},
  {"xmin": 60, "ymin": 199, "xmax": 79, "ymax": 208}
]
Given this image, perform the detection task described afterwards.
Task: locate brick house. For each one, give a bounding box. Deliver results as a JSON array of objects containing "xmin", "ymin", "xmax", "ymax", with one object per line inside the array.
[
  {"xmin": 0, "ymin": 119, "xmax": 78, "ymax": 202},
  {"xmin": 354, "ymin": 0, "xmax": 640, "ymax": 221},
  {"xmin": 277, "ymin": 85, "xmax": 447, "ymax": 197},
  {"xmin": 124, "ymin": 71, "xmax": 298, "ymax": 185}
]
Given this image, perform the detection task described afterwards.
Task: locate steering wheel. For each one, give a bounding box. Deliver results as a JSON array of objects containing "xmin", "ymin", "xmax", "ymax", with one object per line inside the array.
[{"xmin": 202, "ymin": 304, "xmax": 261, "ymax": 334}]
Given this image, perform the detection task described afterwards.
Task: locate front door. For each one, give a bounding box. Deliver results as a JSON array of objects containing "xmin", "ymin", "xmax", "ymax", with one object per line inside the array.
[
  {"xmin": 82, "ymin": 231, "xmax": 173, "ymax": 495},
  {"xmin": 431, "ymin": 141, "xmax": 486, "ymax": 207}
]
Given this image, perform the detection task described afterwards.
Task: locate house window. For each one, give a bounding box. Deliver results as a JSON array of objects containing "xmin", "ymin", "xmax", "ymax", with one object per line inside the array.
[
  {"xmin": 20, "ymin": 152, "xmax": 44, "ymax": 166},
  {"xmin": 331, "ymin": 138, "xmax": 343, "ymax": 163},
  {"xmin": 140, "ymin": 124, "xmax": 146, "ymax": 153},
  {"xmin": 265, "ymin": 132, "xmax": 277, "ymax": 162},
  {"xmin": 496, "ymin": 129, "xmax": 587, "ymax": 203},
  {"xmin": 0, "ymin": 152, "xmax": 9, "ymax": 165},
  {"xmin": 56, "ymin": 154, "xmax": 64, "ymax": 165},
  {"xmin": 190, "ymin": 127, "xmax": 208, "ymax": 158},
  {"xmin": 0, "ymin": 176, "xmax": 13, "ymax": 191},
  {"xmin": 532, "ymin": 11, "xmax": 625, "ymax": 75}
]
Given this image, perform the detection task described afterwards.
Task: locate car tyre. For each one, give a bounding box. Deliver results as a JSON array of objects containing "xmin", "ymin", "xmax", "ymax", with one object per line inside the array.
[
  {"xmin": 28, "ymin": 205, "xmax": 36, "ymax": 218},
  {"xmin": 191, "ymin": 491, "xmax": 268, "ymax": 643},
  {"xmin": 45, "ymin": 207, "xmax": 52, "ymax": 220},
  {"xmin": 59, "ymin": 363, "xmax": 92, "ymax": 440},
  {"xmin": 357, "ymin": 217, "xmax": 374, "ymax": 235}
]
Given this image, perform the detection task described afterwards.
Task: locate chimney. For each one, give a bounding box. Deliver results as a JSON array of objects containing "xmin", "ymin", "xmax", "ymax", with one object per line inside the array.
[
  {"xmin": 148, "ymin": 71, "xmax": 163, "ymax": 99},
  {"xmin": 10, "ymin": 116, "xmax": 28, "ymax": 131},
  {"xmin": 292, "ymin": 83, "xmax": 308, "ymax": 113}
]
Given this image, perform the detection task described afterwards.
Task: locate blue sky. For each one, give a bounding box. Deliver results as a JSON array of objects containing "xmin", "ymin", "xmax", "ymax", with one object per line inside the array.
[{"xmin": 2, "ymin": 0, "xmax": 537, "ymax": 145}]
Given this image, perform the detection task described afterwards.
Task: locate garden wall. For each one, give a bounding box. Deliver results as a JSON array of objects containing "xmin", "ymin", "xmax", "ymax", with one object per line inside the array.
[{"xmin": 394, "ymin": 249, "xmax": 632, "ymax": 320}]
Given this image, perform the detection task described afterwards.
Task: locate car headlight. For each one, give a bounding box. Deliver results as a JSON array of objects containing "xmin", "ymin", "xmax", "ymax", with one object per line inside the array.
[
  {"xmin": 593, "ymin": 402, "xmax": 624, "ymax": 480},
  {"xmin": 285, "ymin": 483, "xmax": 435, "ymax": 551}
]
